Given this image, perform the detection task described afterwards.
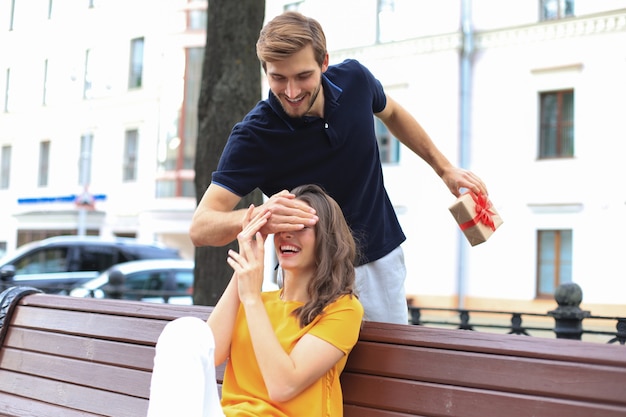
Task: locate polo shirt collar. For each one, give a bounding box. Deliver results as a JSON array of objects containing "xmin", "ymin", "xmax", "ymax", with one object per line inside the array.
[{"xmin": 266, "ymin": 74, "xmax": 343, "ymax": 131}]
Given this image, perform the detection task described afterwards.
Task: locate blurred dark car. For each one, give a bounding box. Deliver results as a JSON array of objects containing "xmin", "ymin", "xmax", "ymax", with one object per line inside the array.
[
  {"xmin": 0, "ymin": 236, "xmax": 181, "ymax": 294},
  {"xmin": 69, "ymin": 258, "xmax": 194, "ymax": 304}
]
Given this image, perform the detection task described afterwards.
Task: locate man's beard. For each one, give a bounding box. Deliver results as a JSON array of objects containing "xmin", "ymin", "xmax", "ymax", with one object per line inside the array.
[{"xmin": 303, "ymin": 82, "xmax": 322, "ymax": 116}]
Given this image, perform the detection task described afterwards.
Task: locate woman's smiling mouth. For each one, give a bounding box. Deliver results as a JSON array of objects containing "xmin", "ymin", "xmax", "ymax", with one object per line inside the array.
[{"xmin": 280, "ymin": 244, "xmax": 300, "ymax": 254}]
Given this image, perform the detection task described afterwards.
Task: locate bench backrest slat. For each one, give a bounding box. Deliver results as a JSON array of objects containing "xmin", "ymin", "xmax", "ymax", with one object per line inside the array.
[
  {"xmin": 11, "ymin": 305, "xmax": 168, "ymax": 345},
  {"xmin": 4, "ymin": 326, "xmax": 155, "ymax": 370},
  {"xmin": 1, "ymin": 347, "xmax": 149, "ymax": 398},
  {"xmin": 345, "ymin": 340, "xmax": 626, "ymax": 405},
  {"xmin": 358, "ymin": 321, "xmax": 626, "ymax": 367},
  {"xmin": 0, "ymin": 368, "xmax": 146, "ymax": 417},
  {"xmin": 341, "ymin": 372, "xmax": 626, "ymax": 417},
  {"xmin": 0, "ymin": 390, "xmax": 107, "ymax": 417},
  {"xmin": 11, "ymin": 293, "xmax": 213, "ymax": 320}
]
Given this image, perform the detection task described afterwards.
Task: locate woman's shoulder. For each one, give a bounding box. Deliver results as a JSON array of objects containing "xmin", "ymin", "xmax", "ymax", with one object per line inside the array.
[{"xmin": 327, "ymin": 293, "xmax": 364, "ymax": 317}]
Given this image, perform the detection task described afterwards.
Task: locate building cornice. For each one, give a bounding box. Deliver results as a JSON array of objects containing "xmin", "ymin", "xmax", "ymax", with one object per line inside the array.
[
  {"xmin": 476, "ymin": 10, "xmax": 626, "ymax": 49},
  {"xmin": 330, "ymin": 10, "xmax": 626, "ymax": 61},
  {"xmin": 331, "ymin": 33, "xmax": 461, "ymax": 63}
]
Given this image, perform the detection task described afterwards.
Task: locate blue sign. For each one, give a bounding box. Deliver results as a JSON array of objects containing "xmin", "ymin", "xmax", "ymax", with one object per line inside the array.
[{"xmin": 18, "ymin": 194, "xmax": 107, "ymax": 204}]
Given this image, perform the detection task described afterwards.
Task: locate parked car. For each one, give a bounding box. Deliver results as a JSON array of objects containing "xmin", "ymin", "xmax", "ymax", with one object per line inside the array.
[
  {"xmin": 0, "ymin": 236, "xmax": 181, "ymax": 294},
  {"xmin": 69, "ymin": 258, "xmax": 194, "ymax": 304}
]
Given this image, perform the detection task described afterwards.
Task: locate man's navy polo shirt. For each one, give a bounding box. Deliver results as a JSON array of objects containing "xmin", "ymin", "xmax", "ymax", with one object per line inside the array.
[{"xmin": 212, "ymin": 59, "xmax": 406, "ymax": 265}]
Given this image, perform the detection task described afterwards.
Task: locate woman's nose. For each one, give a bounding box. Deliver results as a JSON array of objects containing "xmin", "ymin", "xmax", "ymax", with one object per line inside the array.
[{"xmin": 277, "ymin": 230, "xmax": 293, "ymax": 239}]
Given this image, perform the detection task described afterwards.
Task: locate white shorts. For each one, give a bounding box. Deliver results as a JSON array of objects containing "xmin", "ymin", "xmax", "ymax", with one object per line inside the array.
[{"xmin": 355, "ymin": 245, "xmax": 408, "ymax": 324}]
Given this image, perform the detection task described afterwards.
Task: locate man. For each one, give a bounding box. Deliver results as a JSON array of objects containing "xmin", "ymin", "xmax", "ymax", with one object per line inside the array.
[{"xmin": 190, "ymin": 11, "xmax": 487, "ymax": 324}]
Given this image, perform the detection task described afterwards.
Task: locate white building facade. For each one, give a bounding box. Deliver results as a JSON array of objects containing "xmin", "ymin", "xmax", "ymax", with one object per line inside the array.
[
  {"xmin": 1, "ymin": 0, "xmax": 625, "ymax": 315},
  {"xmin": 0, "ymin": 0, "xmax": 203, "ymax": 259}
]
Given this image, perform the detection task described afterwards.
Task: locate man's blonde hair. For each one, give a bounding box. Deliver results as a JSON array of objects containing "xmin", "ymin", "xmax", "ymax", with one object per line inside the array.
[{"xmin": 256, "ymin": 11, "xmax": 327, "ymax": 71}]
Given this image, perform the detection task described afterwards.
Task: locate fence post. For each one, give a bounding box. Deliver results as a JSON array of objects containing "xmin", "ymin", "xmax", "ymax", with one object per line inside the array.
[
  {"xmin": 608, "ymin": 319, "xmax": 626, "ymax": 345},
  {"xmin": 459, "ymin": 310, "xmax": 473, "ymax": 330},
  {"xmin": 104, "ymin": 270, "xmax": 125, "ymax": 300},
  {"xmin": 409, "ymin": 307, "xmax": 422, "ymax": 325},
  {"xmin": 548, "ymin": 283, "xmax": 590, "ymax": 340}
]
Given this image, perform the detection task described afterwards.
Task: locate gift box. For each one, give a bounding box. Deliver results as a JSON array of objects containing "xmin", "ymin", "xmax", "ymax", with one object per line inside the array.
[{"xmin": 449, "ymin": 191, "xmax": 503, "ymax": 246}]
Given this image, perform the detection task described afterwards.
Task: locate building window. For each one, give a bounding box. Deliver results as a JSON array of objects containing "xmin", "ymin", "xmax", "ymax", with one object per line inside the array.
[
  {"xmin": 377, "ymin": 0, "xmax": 396, "ymax": 43},
  {"xmin": 284, "ymin": 1, "xmax": 303, "ymax": 11},
  {"xmin": 38, "ymin": 141, "xmax": 50, "ymax": 187},
  {"xmin": 537, "ymin": 229, "xmax": 572, "ymax": 298},
  {"xmin": 182, "ymin": 47, "xmax": 202, "ymax": 171},
  {"xmin": 129, "ymin": 37, "xmax": 144, "ymax": 89},
  {"xmin": 43, "ymin": 59, "xmax": 49, "ymax": 105},
  {"xmin": 79, "ymin": 133, "xmax": 93, "ymax": 186},
  {"xmin": 1, "ymin": 145, "xmax": 11, "ymax": 189},
  {"xmin": 16, "ymin": 230, "xmax": 77, "ymax": 247},
  {"xmin": 156, "ymin": 47, "xmax": 201, "ymax": 198},
  {"xmin": 187, "ymin": 0, "xmax": 207, "ymax": 30},
  {"xmin": 540, "ymin": 0, "xmax": 574, "ymax": 21},
  {"xmin": 48, "ymin": 0, "xmax": 53, "ymax": 19},
  {"xmin": 123, "ymin": 129, "xmax": 139, "ymax": 182},
  {"xmin": 83, "ymin": 49, "xmax": 93, "ymax": 99},
  {"xmin": 539, "ymin": 90, "xmax": 574, "ymax": 159},
  {"xmin": 4, "ymin": 68, "xmax": 10, "ymax": 112},
  {"xmin": 375, "ymin": 118, "xmax": 400, "ymax": 163},
  {"xmin": 9, "ymin": 0, "xmax": 16, "ymax": 30}
]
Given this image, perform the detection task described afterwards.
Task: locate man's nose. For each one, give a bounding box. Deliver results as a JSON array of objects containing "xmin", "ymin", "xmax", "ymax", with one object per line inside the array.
[{"xmin": 285, "ymin": 79, "xmax": 300, "ymax": 98}]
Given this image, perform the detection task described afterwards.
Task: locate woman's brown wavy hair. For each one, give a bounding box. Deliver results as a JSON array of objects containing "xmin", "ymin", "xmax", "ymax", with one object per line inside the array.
[{"xmin": 288, "ymin": 184, "xmax": 358, "ymax": 327}]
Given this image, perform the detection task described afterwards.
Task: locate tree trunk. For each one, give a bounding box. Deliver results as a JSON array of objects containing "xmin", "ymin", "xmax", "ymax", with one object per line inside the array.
[{"xmin": 193, "ymin": 0, "xmax": 265, "ymax": 306}]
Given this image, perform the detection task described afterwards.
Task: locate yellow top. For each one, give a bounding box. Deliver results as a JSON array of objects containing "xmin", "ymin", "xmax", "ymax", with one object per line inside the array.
[{"xmin": 221, "ymin": 290, "xmax": 363, "ymax": 417}]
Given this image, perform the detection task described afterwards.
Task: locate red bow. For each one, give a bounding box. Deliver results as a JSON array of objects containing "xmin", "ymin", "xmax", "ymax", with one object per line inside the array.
[{"xmin": 459, "ymin": 192, "xmax": 496, "ymax": 232}]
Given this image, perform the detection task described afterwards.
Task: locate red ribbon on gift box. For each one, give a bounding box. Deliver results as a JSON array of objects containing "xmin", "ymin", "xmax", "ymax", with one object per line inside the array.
[{"xmin": 459, "ymin": 191, "xmax": 496, "ymax": 232}]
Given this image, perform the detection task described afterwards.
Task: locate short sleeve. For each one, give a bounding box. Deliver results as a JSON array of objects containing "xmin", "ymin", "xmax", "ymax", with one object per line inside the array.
[{"xmin": 308, "ymin": 295, "xmax": 364, "ymax": 354}]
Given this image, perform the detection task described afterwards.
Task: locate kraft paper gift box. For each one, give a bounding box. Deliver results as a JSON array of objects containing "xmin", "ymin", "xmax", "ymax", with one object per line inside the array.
[{"xmin": 449, "ymin": 191, "xmax": 503, "ymax": 246}]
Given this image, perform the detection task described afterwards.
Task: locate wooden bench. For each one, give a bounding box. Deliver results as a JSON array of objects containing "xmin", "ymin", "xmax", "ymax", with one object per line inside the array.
[{"xmin": 0, "ymin": 287, "xmax": 625, "ymax": 417}]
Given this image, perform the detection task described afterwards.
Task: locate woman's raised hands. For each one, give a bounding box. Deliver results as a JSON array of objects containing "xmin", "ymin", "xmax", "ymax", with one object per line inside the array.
[{"xmin": 227, "ymin": 205, "xmax": 271, "ymax": 303}]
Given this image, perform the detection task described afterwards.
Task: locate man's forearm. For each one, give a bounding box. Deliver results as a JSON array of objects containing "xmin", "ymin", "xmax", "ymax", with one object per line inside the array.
[{"xmin": 189, "ymin": 208, "xmax": 245, "ymax": 247}]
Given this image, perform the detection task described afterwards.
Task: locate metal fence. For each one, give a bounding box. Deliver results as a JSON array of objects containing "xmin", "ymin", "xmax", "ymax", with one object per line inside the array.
[{"xmin": 408, "ymin": 283, "xmax": 625, "ymax": 345}]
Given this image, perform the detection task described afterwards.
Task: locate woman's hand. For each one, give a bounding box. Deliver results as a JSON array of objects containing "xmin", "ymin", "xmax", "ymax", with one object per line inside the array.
[{"xmin": 227, "ymin": 205, "xmax": 270, "ymax": 304}]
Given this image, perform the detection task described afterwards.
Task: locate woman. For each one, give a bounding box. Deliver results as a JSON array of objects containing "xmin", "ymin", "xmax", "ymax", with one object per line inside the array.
[{"xmin": 147, "ymin": 184, "xmax": 363, "ymax": 416}]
